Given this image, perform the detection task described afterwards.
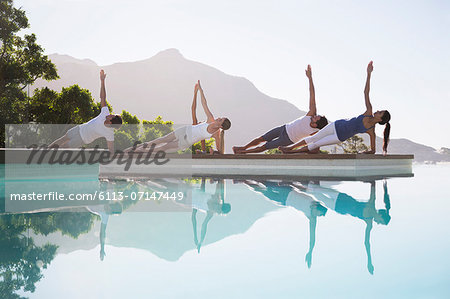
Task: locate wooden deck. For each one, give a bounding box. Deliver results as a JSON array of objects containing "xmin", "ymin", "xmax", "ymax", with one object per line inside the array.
[
  {"xmin": 1, "ymin": 149, "xmax": 414, "ymax": 179},
  {"xmin": 102, "ymin": 153, "xmax": 414, "ymax": 179}
]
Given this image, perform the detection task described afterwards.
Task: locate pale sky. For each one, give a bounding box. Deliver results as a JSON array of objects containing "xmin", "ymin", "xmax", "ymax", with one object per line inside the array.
[{"xmin": 14, "ymin": 0, "xmax": 450, "ymax": 148}]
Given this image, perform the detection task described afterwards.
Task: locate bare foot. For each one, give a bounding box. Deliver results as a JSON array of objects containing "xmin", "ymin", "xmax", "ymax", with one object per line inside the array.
[
  {"xmin": 308, "ymin": 148, "xmax": 320, "ymax": 154},
  {"xmin": 278, "ymin": 146, "xmax": 290, "ymax": 154}
]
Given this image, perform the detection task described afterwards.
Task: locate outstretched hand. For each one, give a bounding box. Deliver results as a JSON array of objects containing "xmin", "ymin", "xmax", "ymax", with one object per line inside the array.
[
  {"xmin": 367, "ymin": 61, "xmax": 373, "ymax": 74},
  {"xmin": 305, "ymin": 64, "xmax": 312, "ymax": 78},
  {"xmin": 100, "ymin": 69, "xmax": 106, "ymax": 81}
]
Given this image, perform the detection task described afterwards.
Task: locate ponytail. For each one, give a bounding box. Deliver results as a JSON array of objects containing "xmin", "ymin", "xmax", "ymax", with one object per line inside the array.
[
  {"xmin": 379, "ymin": 110, "xmax": 391, "ymax": 154},
  {"xmin": 382, "ymin": 122, "xmax": 391, "ymax": 153}
]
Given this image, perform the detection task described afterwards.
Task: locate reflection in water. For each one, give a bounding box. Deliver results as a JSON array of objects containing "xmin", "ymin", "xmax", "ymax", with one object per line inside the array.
[
  {"xmin": 0, "ymin": 212, "xmax": 94, "ymax": 297},
  {"xmin": 242, "ymin": 180, "xmax": 327, "ymax": 268},
  {"xmin": 243, "ymin": 179, "xmax": 391, "ymax": 274},
  {"xmin": 86, "ymin": 182, "xmax": 124, "ymax": 261},
  {"xmin": 142, "ymin": 178, "xmax": 231, "ymax": 253},
  {"xmin": 0, "ymin": 179, "xmax": 136, "ymax": 296},
  {"xmin": 191, "ymin": 178, "xmax": 230, "ymax": 253},
  {"xmin": 0, "ymin": 176, "xmax": 394, "ymax": 297},
  {"xmin": 306, "ymin": 180, "xmax": 391, "ymax": 274}
]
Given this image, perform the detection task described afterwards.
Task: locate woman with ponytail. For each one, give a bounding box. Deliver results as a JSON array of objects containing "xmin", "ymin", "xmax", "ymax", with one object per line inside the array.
[{"xmin": 280, "ymin": 61, "xmax": 391, "ymax": 155}]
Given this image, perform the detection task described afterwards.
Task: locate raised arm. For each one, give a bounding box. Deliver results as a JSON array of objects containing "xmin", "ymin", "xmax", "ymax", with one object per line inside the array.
[
  {"xmin": 191, "ymin": 83, "xmax": 199, "ymax": 125},
  {"xmin": 363, "ymin": 61, "xmax": 373, "ymax": 116},
  {"xmin": 198, "ymin": 80, "xmax": 215, "ymax": 122},
  {"xmin": 100, "ymin": 70, "xmax": 107, "ymax": 108},
  {"xmin": 192, "ymin": 82, "xmax": 206, "ymax": 152},
  {"xmin": 305, "ymin": 65, "xmax": 317, "ymax": 116}
]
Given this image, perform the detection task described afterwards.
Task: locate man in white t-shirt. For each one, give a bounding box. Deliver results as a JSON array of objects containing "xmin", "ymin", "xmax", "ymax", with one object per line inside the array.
[
  {"xmin": 49, "ymin": 70, "xmax": 122, "ymax": 154},
  {"xmin": 232, "ymin": 65, "xmax": 328, "ymax": 154}
]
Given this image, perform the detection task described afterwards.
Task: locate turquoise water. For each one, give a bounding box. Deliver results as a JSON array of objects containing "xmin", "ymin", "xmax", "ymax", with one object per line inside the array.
[{"xmin": 2, "ymin": 165, "xmax": 450, "ymax": 298}]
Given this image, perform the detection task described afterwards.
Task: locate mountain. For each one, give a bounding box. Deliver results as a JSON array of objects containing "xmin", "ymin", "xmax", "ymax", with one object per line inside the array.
[{"xmin": 33, "ymin": 49, "xmax": 449, "ymax": 161}]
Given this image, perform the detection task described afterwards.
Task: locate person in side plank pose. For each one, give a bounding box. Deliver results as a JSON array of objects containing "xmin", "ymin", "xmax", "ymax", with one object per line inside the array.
[
  {"xmin": 279, "ymin": 61, "xmax": 391, "ymax": 155},
  {"xmin": 49, "ymin": 70, "xmax": 122, "ymax": 155},
  {"xmin": 126, "ymin": 81, "xmax": 230, "ymax": 153},
  {"xmin": 232, "ymin": 65, "xmax": 328, "ymax": 154}
]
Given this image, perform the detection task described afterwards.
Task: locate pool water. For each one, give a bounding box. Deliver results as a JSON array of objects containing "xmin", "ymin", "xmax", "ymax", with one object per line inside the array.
[{"xmin": 2, "ymin": 165, "xmax": 450, "ymax": 298}]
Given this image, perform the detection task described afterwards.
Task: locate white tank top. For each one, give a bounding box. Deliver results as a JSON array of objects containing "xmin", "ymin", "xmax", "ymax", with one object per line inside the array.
[{"xmin": 189, "ymin": 122, "xmax": 212, "ymax": 144}]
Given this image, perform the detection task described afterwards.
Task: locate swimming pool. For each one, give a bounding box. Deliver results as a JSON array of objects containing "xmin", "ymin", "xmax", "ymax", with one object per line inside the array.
[{"xmin": 2, "ymin": 164, "xmax": 449, "ymax": 298}]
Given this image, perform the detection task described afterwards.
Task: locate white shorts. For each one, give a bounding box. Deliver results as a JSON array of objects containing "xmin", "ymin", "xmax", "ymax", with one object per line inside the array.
[{"xmin": 173, "ymin": 126, "xmax": 192, "ymax": 150}]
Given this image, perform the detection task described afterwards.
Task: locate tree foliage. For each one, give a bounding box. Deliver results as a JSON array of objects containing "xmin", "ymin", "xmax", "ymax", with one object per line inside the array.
[
  {"xmin": 338, "ymin": 135, "xmax": 369, "ymax": 154},
  {"xmin": 0, "ymin": 0, "xmax": 58, "ymax": 91},
  {"xmin": 0, "ymin": 0, "xmax": 58, "ymax": 146},
  {"xmin": 189, "ymin": 138, "xmax": 215, "ymax": 154},
  {"xmin": 0, "ymin": 212, "xmax": 98, "ymax": 296},
  {"xmin": 29, "ymin": 85, "xmax": 101, "ymax": 124}
]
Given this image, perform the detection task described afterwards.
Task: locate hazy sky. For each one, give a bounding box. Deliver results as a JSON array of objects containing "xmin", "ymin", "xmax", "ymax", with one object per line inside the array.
[{"xmin": 14, "ymin": 0, "xmax": 450, "ymax": 148}]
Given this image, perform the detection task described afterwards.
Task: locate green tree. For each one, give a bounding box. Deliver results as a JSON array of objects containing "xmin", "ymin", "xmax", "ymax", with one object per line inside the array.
[
  {"xmin": 0, "ymin": 0, "xmax": 58, "ymax": 146},
  {"xmin": 0, "ymin": 214, "xmax": 57, "ymax": 296},
  {"xmin": 189, "ymin": 138, "xmax": 215, "ymax": 153},
  {"xmin": 0, "ymin": 210, "xmax": 104, "ymax": 297},
  {"xmin": 29, "ymin": 85, "xmax": 100, "ymax": 124},
  {"xmin": 142, "ymin": 115, "xmax": 173, "ymax": 142},
  {"xmin": 114, "ymin": 110, "xmax": 140, "ymax": 149},
  {"xmin": 6, "ymin": 85, "xmax": 105, "ymax": 147},
  {"xmin": 338, "ymin": 135, "xmax": 369, "ymax": 153}
]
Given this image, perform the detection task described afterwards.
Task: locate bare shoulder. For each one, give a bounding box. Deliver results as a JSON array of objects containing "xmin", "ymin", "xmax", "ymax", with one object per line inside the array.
[{"xmin": 362, "ymin": 110, "xmax": 373, "ymax": 117}]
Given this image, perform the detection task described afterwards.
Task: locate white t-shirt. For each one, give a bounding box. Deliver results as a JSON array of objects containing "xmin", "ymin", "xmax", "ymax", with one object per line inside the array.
[
  {"xmin": 285, "ymin": 116, "xmax": 319, "ymax": 143},
  {"xmin": 79, "ymin": 106, "xmax": 115, "ymax": 144}
]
